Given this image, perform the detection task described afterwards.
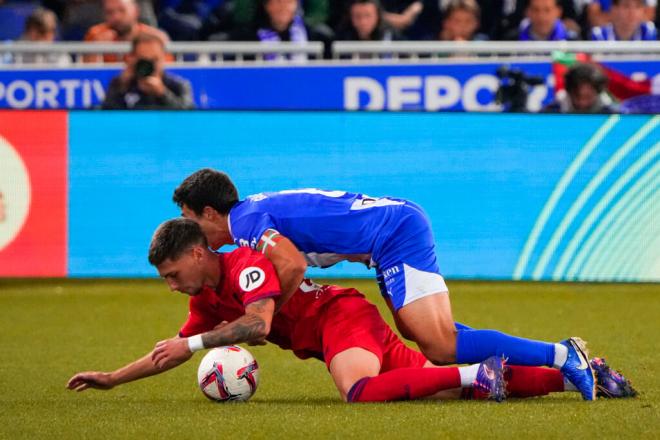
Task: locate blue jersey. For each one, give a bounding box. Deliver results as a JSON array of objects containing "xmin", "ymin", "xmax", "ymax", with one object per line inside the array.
[
  {"xmin": 228, "ymin": 189, "xmax": 409, "ymax": 268},
  {"xmin": 590, "ymin": 22, "xmax": 657, "ymax": 41}
]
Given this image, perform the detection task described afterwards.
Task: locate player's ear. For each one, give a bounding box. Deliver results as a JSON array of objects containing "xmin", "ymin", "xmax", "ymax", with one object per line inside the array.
[
  {"xmin": 202, "ymin": 205, "xmax": 218, "ymax": 220},
  {"xmin": 191, "ymin": 245, "xmax": 204, "ymax": 262}
]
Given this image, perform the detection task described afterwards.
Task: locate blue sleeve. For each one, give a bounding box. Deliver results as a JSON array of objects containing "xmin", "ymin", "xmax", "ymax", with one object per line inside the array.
[{"xmin": 231, "ymin": 211, "xmax": 277, "ymax": 250}]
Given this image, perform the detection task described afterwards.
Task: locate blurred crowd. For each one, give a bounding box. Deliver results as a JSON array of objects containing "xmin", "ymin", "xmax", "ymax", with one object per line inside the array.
[{"xmin": 0, "ymin": 0, "xmax": 657, "ymax": 47}]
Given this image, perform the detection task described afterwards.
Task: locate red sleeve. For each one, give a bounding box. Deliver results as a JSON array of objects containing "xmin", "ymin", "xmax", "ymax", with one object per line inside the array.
[
  {"xmin": 178, "ymin": 294, "xmax": 220, "ymax": 337},
  {"xmin": 228, "ymin": 248, "xmax": 282, "ymax": 306}
]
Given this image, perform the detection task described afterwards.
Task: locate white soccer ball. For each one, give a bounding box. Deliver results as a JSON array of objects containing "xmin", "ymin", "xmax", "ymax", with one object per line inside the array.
[{"xmin": 197, "ymin": 345, "xmax": 259, "ymax": 402}]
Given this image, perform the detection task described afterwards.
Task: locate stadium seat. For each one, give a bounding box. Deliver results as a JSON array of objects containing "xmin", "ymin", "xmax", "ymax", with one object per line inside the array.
[{"xmin": 0, "ymin": 1, "xmax": 40, "ymax": 40}]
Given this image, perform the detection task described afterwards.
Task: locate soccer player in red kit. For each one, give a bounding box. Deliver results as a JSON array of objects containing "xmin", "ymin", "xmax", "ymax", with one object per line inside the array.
[{"xmin": 67, "ymin": 219, "xmax": 632, "ymax": 402}]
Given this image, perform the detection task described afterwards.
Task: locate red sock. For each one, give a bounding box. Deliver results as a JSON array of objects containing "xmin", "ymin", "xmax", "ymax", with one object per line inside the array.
[
  {"xmin": 506, "ymin": 366, "xmax": 565, "ymax": 397},
  {"xmin": 465, "ymin": 366, "xmax": 565, "ymax": 399},
  {"xmin": 348, "ymin": 368, "xmax": 461, "ymax": 402}
]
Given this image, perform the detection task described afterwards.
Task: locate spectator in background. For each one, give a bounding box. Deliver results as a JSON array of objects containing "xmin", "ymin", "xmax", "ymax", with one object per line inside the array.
[
  {"xmin": 335, "ymin": 0, "xmax": 398, "ymax": 40},
  {"xmin": 477, "ymin": 0, "xmax": 577, "ymax": 41},
  {"xmin": 438, "ymin": 0, "xmax": 486, "ymax": 40},
  {"xmin": 21, "ymin": 7, "xmax": 58, "ymax": 42},
  {"xmin": 329, "ymin": 0, "xmax": 423, "ymax": 36},
  {"xmin": 158, "ymin": 0, "xmax": 222, "ymax": 40},
  {"xmin": 590, "ymin": 0, "xmax": 657, "ymax": 40},
  {"xmin": 231, "ymin": 0, "xmax": 333, "ymax": 60},
  {"xmin": 16, "ymin": 7, "xmax": 70, "ymax": 64},
  {"xmin": 585, "ymin": 0, "xmax": 612, "ymax": 28},
  {"xmin": 201, "ymin": 0, "xmax": 329, "ymax": 41},
  {"xmin": 102, "ymin": 33, "xmax": 194, "ymax": 109},
  {"xmin": 544, "ymin": 63, "xmax": 618, "ymax": 113},
  {"xmin": 517, "ymin": 0, "xmax": 576, "ymax": 40},
  {"xmin": 43, "ymin": 0, "xmax": 156, "ymax": 40},
  {"xmin": 85, "ymin": 0, "xmax": 168, "ymax": 62}
]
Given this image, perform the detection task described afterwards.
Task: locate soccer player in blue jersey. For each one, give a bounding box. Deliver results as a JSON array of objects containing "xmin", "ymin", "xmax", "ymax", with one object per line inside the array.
[{"xmin": 173, "ymin": 168, "xmax": 598, "ymax": 400}]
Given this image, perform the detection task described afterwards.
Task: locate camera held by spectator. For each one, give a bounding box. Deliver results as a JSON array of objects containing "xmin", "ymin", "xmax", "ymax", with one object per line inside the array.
[
  {"xmin": 102, "ymin": 33, "xmax": 194, "ymax": 109},
  {"xmin": 496, "ymin": 66, "xmax": 545, "ymax": 112}
]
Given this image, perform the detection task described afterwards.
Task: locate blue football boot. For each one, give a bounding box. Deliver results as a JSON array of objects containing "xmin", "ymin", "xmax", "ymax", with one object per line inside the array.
[
  {"xmin": 473, "ymin": 356, "xmax": 506, "ymax": 402},
  {"xmin": 559, "ymin": 337, "xmax": 596, "ymax": 401},
  {"xmin": 591, "ymin": 357, "xmax": 638, "ymax": 398}
]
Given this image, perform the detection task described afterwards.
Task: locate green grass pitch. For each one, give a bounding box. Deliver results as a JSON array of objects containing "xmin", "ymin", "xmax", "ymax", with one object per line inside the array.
[{"xmin": 1, "ymin": 278, "xmax": 658, "ymax": 439}]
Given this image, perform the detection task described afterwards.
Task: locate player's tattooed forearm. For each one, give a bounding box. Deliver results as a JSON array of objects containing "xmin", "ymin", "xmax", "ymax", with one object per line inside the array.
[
  {"xmin": 246, "ymin": 298, "xmax": 270, "ymax": 313},
  {"xmin": 201, "ymin": 314, "xmax": 266, "ymax": 347},
  {"xmin": 232, "ymin": 315, "xmax": 267, "ymax": 342}
]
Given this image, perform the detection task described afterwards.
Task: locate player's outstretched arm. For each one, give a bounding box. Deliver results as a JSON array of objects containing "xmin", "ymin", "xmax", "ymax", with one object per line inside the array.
[
  {"xmin": 259, "ymin": 234, "xmax": 307, "ymax": 311},
  {"xmin": 67, "ymin": 341, "xmax": 192, "ymax": 392}
]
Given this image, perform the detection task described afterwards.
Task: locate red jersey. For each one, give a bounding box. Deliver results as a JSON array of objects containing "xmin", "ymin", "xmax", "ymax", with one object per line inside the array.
[{"xmin": 179, "ymin": 247, "xmax": 363, "ymax": 360}]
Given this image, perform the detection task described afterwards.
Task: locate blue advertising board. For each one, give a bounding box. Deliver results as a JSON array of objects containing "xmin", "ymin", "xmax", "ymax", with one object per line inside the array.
[
  {"xmin": 67, "ymin": 111, "xmax": 659, "ymax": 281},
  {"xmin": 1, "ymin": 60, "xmax": 659, "ymax": 111}
]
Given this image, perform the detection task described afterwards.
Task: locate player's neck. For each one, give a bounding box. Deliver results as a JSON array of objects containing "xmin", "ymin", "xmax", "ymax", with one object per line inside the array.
[
  {"xmin": 204, "ymin": 252, "xmax": 222, "ymax": 287},
  {"xmin": 217, "ymin": 214, "xmax": 233, "ymax": 245}
]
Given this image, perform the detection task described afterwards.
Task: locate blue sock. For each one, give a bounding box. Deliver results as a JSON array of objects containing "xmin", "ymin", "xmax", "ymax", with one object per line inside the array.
[
  {"xmin": 456, "ymin": 329, "xmax": 555, "ymax": 366},
  {"xmin": 454, "ymin": 322, "xmax": 472, "ymax": 330}
]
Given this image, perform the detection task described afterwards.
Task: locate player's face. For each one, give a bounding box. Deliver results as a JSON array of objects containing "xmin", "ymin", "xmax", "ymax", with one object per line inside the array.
[
  {"xmin": 181, "ymin": 204, "xmax": 224, "ymax": 250},
  {"xmin": 157, "ymin": 249, "xmax": 206, "ymax": 296}
]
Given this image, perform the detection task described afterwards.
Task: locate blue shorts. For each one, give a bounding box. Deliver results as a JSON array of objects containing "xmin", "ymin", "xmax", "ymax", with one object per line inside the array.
[{"xmin": 375, "ymin": 202, "xmax": 448, "ymax": 311}]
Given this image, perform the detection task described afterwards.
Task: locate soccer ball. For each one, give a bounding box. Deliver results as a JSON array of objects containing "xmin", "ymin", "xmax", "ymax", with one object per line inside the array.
[{"xmin": 197, "ymin": 345, "xmax": 259, "ymax": 402}]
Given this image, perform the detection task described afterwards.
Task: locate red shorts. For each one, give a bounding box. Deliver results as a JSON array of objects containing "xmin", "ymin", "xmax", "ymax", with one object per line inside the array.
[{"xmin": 319, "ymin": 295, "xmax": 426, "ymax": 372}]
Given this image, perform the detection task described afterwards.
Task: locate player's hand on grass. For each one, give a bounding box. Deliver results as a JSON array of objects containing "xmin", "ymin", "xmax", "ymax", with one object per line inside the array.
[
  {"xmin": 152, "ymin": 337, "xmax": 193, "ymax": 369},
  {"xmin": 66, "ymin": 372, "xmax": 114, "ymax": 392}
]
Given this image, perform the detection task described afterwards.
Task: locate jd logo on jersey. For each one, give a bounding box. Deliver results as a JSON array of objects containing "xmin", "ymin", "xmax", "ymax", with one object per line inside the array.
[{"xmin": 239, "ymin": 267, "xmax": 266, "ymax": 292}]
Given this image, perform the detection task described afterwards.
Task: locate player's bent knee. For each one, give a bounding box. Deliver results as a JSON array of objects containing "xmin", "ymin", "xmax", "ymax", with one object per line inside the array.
[{"xmin": 419, "ymin": 337, "xmax": 457, "ymax": 365}]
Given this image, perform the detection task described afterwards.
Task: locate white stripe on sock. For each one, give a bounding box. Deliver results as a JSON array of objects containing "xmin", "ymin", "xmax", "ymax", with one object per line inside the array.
[
  {"xmin": 459, "ymin": 364, "xmax": 480, "ymax": 387},
  {"xmin": 553, "ymin": 343, "xmax": 568, "ymax": 369}
]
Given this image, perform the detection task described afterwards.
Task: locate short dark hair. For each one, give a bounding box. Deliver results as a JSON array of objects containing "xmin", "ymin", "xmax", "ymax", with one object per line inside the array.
[
  {"xmin": 131, "ymin": 32, "xmax": 165, "ymax": 53},
  {"xmin": 529, "ymin": 0, "xmax": 561, "ymax": 7},
  {"xmin": 349, "ymin": 0, "xmax": 382, "ymax": 9},
  {"xmin": 173, "ymin": 168, "xmax": 239, "ymax": 216},
  {"xmin": 24, "ymin": 7, "xmax": 57, "ymax": 35},
  {"xmin": 565, "ymin": 63, "xmax": 607, "ymax": 94},
  {"xmin": 612, "ymin": 0, "xmax": 644, "ymax": 6},
  {"xmin": 443, "ymin": 0, "xmax": 480, "ymax": 19},
  {"xmin": 148, "ymin": 218, "xmax": 208, "ymax": 266}
]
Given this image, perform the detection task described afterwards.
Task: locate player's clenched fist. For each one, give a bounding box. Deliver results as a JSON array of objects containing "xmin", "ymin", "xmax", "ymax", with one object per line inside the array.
[{"xmin": 152, "ymin": 337, "xmax": 192, "ymax": 369}]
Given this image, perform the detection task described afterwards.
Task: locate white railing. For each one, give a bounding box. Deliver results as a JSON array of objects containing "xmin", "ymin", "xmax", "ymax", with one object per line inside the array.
[
  {"xmin": 1, "ymin": 40, "xmax": 659, "ymax": 66},
  {"xmin": 0, "ymin": 41, "xmax": 325, "ymax": 65},
  {"xmin": 333, "ymin": 40, "xmax": 660, "ymax": 60}
]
